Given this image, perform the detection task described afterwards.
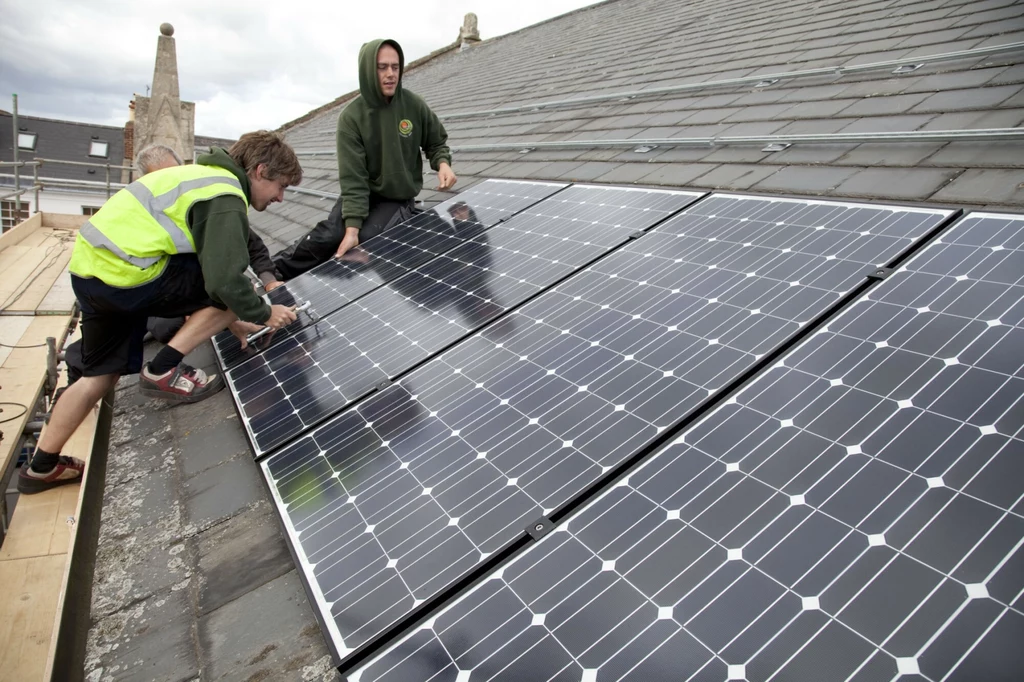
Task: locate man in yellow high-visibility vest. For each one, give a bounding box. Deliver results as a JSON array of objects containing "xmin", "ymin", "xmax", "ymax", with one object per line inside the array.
[{"xmin": 18, "ymin": 131, "xmax": 301, "ymax": 494}]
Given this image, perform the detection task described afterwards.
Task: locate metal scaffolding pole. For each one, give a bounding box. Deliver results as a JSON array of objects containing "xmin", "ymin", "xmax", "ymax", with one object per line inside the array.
[{"xmin": 12, "ymin": 94, "xmax": 21, "ymax": 221}]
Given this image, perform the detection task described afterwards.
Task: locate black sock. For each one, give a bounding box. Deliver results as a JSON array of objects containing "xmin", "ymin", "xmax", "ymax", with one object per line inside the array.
[
  {"xmin": 30, "ymin": 448, "xmax": 61, "ymax": 473},
  {"xmin": 149, "ymin": 347, "xmax": 185, "ymax": 375}
]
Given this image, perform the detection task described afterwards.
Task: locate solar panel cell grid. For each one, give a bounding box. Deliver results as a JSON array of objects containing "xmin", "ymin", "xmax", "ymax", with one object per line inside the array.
[
  {"xmin": 231, "ymin": 186, "xmax": 701, "ymax": 454},
  {"xmin": 351, "ymin": 212, "xmax": 1024, "ymax": 682},
  {"xmin": 261, "ymin": 193, "xmax": 954, "ymax": 663}
]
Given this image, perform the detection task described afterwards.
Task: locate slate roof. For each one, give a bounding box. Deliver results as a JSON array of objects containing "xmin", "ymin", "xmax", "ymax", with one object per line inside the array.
[
  {"xmin": 194, "ymin": 134, "xmax": 237, "ymax": 153},
  {"xmin": 0, "ymin": 112, "xmax": 126, "ymax": 185},
  {"xmin": 251, "ymin": 0, "xmax": 1024, "ymax": 253}
]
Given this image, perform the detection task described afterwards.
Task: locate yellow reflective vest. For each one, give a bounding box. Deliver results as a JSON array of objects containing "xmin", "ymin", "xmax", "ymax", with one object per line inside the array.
[{"xmin": 69, "ymin": 164, "xmax": 246, "ymax": 287}]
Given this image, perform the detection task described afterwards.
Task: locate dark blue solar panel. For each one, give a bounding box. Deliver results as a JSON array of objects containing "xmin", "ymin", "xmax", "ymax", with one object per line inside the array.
[
  {"xmin": 351, "ymin": 211, "xmax": 1024, "ymax": 682},
  {"xmin": 260, "ymin": 194, "xmax": 954, "ymax": 663}
]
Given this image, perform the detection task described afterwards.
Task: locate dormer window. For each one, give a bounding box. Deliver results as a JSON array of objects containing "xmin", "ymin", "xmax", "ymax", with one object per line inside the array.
[
  {"xmin": 89, "ymin": 140, "xmax": 109, "ymax": 158},
  {"xmin": 17, "ymin": 132, "xmax": 37, "ymax": 151}
]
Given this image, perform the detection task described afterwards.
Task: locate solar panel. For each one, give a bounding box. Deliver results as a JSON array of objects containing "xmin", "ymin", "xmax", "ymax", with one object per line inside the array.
[
  {"xmin": 260, "ymin": 193, "xmax": 956, "ymax": 664},
  {"xmin": 214, "ymin": 179, "xmax": 568, "ymax": 370},
  {"xmin": 230, "ymin": 185, "xmax": 702, "ymax": 454},
  {"xmin": 350, "ymin": 211, "xmax": 1024, "ymax": 682}
]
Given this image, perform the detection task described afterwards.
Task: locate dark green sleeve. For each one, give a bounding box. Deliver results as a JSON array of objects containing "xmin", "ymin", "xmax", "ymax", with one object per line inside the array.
[
  {"xmin": 336, "ymin": 112, "xmax": 370, "ymax": 230},
  {"xmin": 420, "ymin": 102, "xmax": 451, "ymax": 171},
  {"xmin": 189, "ymin": 195, "xmax": 272, "ymax": 324}
]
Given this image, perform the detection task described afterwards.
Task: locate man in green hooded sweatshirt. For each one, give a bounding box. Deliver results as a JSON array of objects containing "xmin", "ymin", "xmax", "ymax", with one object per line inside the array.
[{"xmin": 273, "ymin": 38, "xmax": 455, "ymax": 278}]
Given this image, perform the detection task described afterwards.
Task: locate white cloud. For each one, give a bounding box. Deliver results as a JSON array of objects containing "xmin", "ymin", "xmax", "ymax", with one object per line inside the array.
[{"xmin": 0, "ymin": 0, "xmax": 600, "ymax": 138}]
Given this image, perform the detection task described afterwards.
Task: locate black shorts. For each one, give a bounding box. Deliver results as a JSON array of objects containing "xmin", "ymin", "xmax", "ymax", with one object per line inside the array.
[{"xmin": 72, "ymin": 254, "xmax": 226, "ymax": 377}]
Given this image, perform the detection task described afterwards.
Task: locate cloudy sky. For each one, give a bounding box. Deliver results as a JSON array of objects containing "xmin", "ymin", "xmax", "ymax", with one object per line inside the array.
[{"xmin": 1, "ymin": 0, "xmax": 601, "ymax": 138}]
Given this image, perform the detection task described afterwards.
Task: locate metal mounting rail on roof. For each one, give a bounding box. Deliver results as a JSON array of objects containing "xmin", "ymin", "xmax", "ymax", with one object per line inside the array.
[
  {"xmin": 285, "ymin": 186, "xmax": 339, "ymax": 199},
  {"xmin": 436, "ymin": 41, "xmax": 1024, "ymax": 121},
  {"xmin": 291, "ymin": 128, "xmax": 1024, "ymax": 159},
  {"xmin": 445, "ymin": 127, "xmax": 1024, "ymax": 153}
]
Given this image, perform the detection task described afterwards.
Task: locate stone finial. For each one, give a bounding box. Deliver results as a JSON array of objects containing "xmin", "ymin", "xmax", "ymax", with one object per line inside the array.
[
  {"xmin": 459, "ymin": 13, "xmax": 480, "ymax": 50},
  {"xmin": 160, "ymin": 23, "xmax": 174, "ymax": 37}
]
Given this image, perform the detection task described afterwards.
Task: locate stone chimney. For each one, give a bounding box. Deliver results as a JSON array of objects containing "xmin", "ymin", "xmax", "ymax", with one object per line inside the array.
[
  {"xmin": 124, "ymin": 101, "xmax": 135, "ymax": 162},
  {"xmin": 121, "ymin": 101, "xmax": 136, "ymax": 182},
  {"xmin": 132, "ymin": 23, "xmax": 195, "ymax": 163},
  {"xmin": 458, "ymin": 13, "xmax": 481, "ymax": 50}
]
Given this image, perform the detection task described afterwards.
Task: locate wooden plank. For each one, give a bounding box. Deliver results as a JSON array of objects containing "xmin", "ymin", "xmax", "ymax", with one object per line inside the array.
[
  {"xmin": 0, "ymin": 317, "xmax": 34, "ymax": 367},
  {"xmin": 43, "ymin": 396, "xmax": 100, "ymax": 682},
  {"xmin": 17, "ymin": 231, "xmax": 51, "ymax": 248},
  {"xmin": 40, "ymin": 214, "xmax": 86, "ymax": 231},
  {"xmin": 4, "ymin": 242, "xmax": 75, "ymax": 313},
  {"xmin": 0, "ymin": 406, "xmax": 97, "ymax": 560},
  {"xmin": 35, "ymin": 262, "xmax": 75, "ymax": 314},
  {"xmin": 0, "ymin": 554, "xmax": 67, "ymax": 681},
  {"xmin": 0, "ymin": 247, "xmax": 48, "ymax": 309},
  {"xmin": 0, "ymin": 212, "xmax": 42, "ymax": 252},
  {"xmin": 0, "ymin": 316, "xmax": 72, "ymax": 477}
]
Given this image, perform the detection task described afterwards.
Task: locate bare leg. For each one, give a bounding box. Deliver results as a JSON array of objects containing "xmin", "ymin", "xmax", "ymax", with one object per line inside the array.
[
  {"xmin": 165, "ymin": 306, "xmax": 237, "ymax": 356},
  {"xmin": 36, "ymin": 373, "xmax": 119, "ymax": 454}
]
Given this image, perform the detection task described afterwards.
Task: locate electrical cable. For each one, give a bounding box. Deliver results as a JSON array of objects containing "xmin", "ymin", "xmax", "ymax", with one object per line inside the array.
[{"xmin": 0, "ymin": 402, "xmax": 29, "ymax": 425}]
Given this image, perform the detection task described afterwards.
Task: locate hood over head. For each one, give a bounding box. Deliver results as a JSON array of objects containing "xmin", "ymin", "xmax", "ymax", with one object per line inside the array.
[{"xmin": 358, "ymin": 38, "xmax": 405, "ymax": 108}]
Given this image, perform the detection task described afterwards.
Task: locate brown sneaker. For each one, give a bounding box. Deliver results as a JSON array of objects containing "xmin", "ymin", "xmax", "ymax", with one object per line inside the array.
[
  {"xmin": 139, "ymin": 363, "xmax": 224, "ymax": 403},
  {"xmin": 18, "ymin": 456, "xmax": 85, "ymax": 494}
]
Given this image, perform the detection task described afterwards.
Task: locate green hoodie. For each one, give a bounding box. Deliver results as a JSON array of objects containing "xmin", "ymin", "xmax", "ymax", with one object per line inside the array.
[
  {"xmin": 336, "ymin": 38, "xmax": 452, "ymax": 230},
  {"xmin": 189, "ymin": 148, "xmax": 272, "ymax": 324}
]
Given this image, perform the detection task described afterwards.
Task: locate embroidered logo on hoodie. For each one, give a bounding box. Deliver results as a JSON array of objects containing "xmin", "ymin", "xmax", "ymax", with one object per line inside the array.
[{"xmin": 398, "ymin": 119, "xmax": 414, "ymax": 137}]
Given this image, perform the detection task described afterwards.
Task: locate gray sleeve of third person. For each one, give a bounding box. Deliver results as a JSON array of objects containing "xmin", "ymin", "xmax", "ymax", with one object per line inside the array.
[{"xmin": 246, "ymin": 228, "xmax": 278, "ymax": 284}]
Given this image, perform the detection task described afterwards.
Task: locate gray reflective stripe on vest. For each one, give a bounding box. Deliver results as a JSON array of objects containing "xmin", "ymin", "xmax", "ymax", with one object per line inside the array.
[
  {"xmin": 127, "ymin": 175, "xmax": 244, "ymax": 254},
  {"xmin": 79, "ymin": 220, "xmax": 163, "ymax": 269}
]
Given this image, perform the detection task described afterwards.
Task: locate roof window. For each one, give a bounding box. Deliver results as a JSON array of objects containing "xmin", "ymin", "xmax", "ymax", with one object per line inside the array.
[
  {"xmin": 89, "ymin": 140, "xmax": 109, "ymax": 158},
  {"xmin": 17, "ymin": 132, "xmax": 37, "ymax": 151}
]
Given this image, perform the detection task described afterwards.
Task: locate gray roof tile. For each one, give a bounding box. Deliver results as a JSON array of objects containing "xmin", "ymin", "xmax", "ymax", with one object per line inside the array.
[
  {"xmin": 753, "ymin": 165, "xmax": 861, "ymax": 194},
  {"xmin": 838, "ymin": 77, "xmax": 921, "ymax": 98},
  {"xmin": 895, "ymin": 27, "xmax": 976, "ymax": 49},
  {"xmin": 1000, "ymin": 88, "xmax": 1024, "ymax": 108},
  {"xmin": 839, "ymin": 114, "xmax": 936, "ymax": 132},
  {"xmin": 770, "ymin": 144, "xmax": 860, "ymax": 164},
  {"xmin": 836, "ymin": 142, "xmax": 946, "ymax": 167},
  {"xmin": 924, "ymin": 141, "xmax": 1024, "ymax": 168},
  {"xmin": 592, "ymin": 162, "xmax": 664, "ymax": 184},
  {"xmin": 911, "ymin": 84, "xmax": 1023, "ymax": 112},
  {"xmin": 930, "ymin": 168, "xmax": 1024, "ymax": 204},
  {"xmin": 912, "ymin": 66, "xmax": 1010, "ymax": 92},
  {"xmin": 700, "ymin": 146, "xmax": 774, "ymax": 163},
  {"xmin": 637, "ymin": 162, "xmax": 719, "ymax": 187},
  {"xmin": 679, "ymin": 107, "xmax": 742, "ymax": 125},
  {"xmin": 553, "ymin": 160, "xmax": 623, "ymax": 180},
  {"xmin": 833, "ymin": 167, "xmax": 961, "ymax": 200},
  {"xmin": 722, "ymin": 102, "xmax": 795, "ymax": 123},
  {"xmin": 690, "ymin": 163, "xmax": 783, "ymax": 190},
  {"xmin": 837, "ymin": 92, "xmax": 934, "ymax": 117},
  {"xmin": 717, "ymin": 120, "xmax": 791, "ymax": 137}
]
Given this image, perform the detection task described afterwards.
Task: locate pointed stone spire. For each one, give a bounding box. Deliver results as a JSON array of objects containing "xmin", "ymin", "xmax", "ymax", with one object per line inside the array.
[{"xmin": 140, "ymin": 23, "xmax": 186, "ymax": 159}]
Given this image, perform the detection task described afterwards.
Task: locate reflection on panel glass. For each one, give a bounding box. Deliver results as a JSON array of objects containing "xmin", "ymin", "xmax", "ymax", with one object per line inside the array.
[
  {"xmin": 231, "ymin": 186, "xmax": 701, "ymax": 454},
  {"xmin": 263, "ymin": 194, "xmax": 954, "ymax": 661},
  {"xmin": 215, "ymin": 180, "xmax": 569, "ymax": 369}
]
